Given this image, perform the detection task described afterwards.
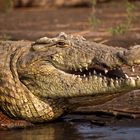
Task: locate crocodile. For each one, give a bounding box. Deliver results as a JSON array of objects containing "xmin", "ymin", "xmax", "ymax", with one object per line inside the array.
[{"xmin": 0, "ymin": 32, "xmax": 140, "ymax": 129}]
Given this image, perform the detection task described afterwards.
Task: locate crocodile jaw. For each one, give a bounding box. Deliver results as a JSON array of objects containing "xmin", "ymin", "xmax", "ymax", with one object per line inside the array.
[
  {"xmin": 55, "ymin": 64, "xmax": 140, "ymax": 97},
  {"xmin": 18, "ymin": 33, "xmax": 140, "ymax": 98},
  {"xmin": 19, "ymin": 62, "xmax": 140, "ymax": 99}
]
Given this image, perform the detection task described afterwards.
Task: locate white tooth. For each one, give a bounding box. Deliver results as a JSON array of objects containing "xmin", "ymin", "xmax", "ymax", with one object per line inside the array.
[
  {"xmin": 115, "ymin": 80, "xmax": 119, "ymax": 86},
  {"xmin": 121, "ymin": 77, "xmax": 124, "ymax": 81},
  {"xmin": 99, "ymin": 73, "xmax": 102, "ymax": 76},
  {"xmin": 80, "ymin": 68, "xmax": 82, "ymax": 72},
  {"xmin": 116, "ymin": 77, "xmax": 118, "ymax": 81},
  {"xmin": 111, "ymin": 78, "xmax": 114, "ymax": 81},
  {"xmin": 99, "ymin": 77, "xmax": 102, "ymax": 82},
  {"xmin": 89, "ymin": 72, "xmax": 91, "ymax": 76},
  {"xmin": 83, "ymin": 74, "xmax": 86, "ymax": 77},
  {"xmin": 110, "ymin": 78, "xmax": 114, "ymax": 87},
  {"xmin": 118, "ymin": 79, "xmax": 122, "ymax": 84},
  {"xmin": 131, "ymin": 66, "xmax": 135, "ymax": 72},
  {"xmin": 103, "ymin": 76, "xmax": 107, "ymax": 81},
  {"xmin": 85, "ymin": 77, "xmax": 88, "ymax": 81},
  {"xmin": 128, "ymin": 77, "xmax": 136, "ymax": 87},
  {"xmin": 72, "ymin": 74, "xmax": 76, "ymax": 80},
  {"xmin": 103, "ymin": 82, "xmax": 107, "ymax": 87},
  {"xmin": 104, "ymin": 69, "xmax": 108, "ymax": 74},
  {"xmin": 93, "ymin": 75, "xmax": 97, "ymax": 80},
  {"xmin": 125, "ymin": 74, "xmax": 129, "ymax": 79},
  {"xmin": 85, "ymin": 67, "xmax": 88, "ymax": 70},
  {"xmin": 119, "ymin": 78, "xmax": 124, "ymax": 83},
  {"xmin": 94, "ymin": 70, "xmax": 97, "ymax": 75},
  {"xmin": 78, "ymin": 75, "xmax": 81, "ymax": 78},
  {"xmin": 89, "ymin": 76, "xmax": 92, "ymax": 80}
]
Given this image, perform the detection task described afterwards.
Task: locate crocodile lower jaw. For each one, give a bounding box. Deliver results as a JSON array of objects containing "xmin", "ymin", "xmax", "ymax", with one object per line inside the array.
[{"xmin": 53, "ymin": 62, "xmax": 140, "ymax": 89}]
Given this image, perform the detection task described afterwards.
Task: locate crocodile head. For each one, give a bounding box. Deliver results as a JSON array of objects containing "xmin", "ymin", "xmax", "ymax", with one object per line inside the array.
[{"xmin": 17, "ymin": 33, "xmax": 140, "ymax": 99}]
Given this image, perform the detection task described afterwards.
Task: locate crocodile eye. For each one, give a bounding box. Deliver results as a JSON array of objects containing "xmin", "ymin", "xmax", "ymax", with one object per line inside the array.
[
  {"xmin": 57, "ymin": 41, "xmax": 65, "ymax": 46},
  {"xmin": 56, "ymin": 41, "xmax": 67, "ymax": 48}
]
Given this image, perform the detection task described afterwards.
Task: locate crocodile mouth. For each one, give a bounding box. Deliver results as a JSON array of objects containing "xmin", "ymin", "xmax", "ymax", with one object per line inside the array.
[
  {"xmin": 65, "ymin": 66, "xmax": 126, "ymax": 80},
  {"xmin": 52, "ymin": 61, "xmax": 140, "ymax": 80},
  {"xmin": 52, "ymin": 63, "xmax": 127, "ymax": 80}
]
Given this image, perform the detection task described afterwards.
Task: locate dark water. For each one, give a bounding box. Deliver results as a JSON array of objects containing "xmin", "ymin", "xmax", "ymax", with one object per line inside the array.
[{"xmin": 1, "ymin": 121, "xmax": 140, "ymax": 140}]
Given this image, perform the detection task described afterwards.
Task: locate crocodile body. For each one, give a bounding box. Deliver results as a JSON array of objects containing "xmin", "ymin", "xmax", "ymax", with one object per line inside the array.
[{"xmin": 0, "ymin": 32, "xmax": 140, "ymax": 129}]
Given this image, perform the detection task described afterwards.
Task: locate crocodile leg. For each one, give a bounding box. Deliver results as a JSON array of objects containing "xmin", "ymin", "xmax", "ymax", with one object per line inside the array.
[{"xmin": 0, "ymin": 111, "xmax": 33, "ymax": 130}]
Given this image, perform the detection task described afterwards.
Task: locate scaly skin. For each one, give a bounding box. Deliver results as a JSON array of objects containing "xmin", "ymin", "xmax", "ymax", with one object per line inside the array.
[{"xmin": 0, "ymin": 32, "xmax": 140, "ymax": 129}]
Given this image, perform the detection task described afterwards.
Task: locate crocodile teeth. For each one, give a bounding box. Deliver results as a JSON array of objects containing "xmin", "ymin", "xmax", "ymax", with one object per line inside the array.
[
  {"xmin": 99, "ymin": 73, "xmax": 102, "ymax": 76},
  {"xmin": 125, "ymin": 74, "xmax": 129, "ymax": 79},
  {"xmin": 74, "ymin": 68, "xmax": 77, "ymax": 71},
  {"xmin": 85, "ymin": 67, "xmax": 88, "ymax": 70},
  {"xmin": 85, "ymin": 78, "xmax": 88, "ymax": 81},
  {"xmin": 110, "ymin": 78, "xmax": 114, "ymax": 87},
  {"xmin": 83, "ymin": 74, "xmax": 86, "ymax": 77},
  {"xmin": 80, "ymin": 68, "xmax": 82, "ymax": 72},
  {"xmin": 89, "ymin": 75, "xmax": 92, "ymax": 80},
  {"xmin": 128, "ymin": 77, "xmax": 136, "ymax": 87},
  {"xmin": 131, "ymin": 66, "xmax": 135, "ymax": 72},
  {"xmin": 115, "ymin": 80, "xmax": 119, "ymax": 86},
  {"xmin": 94, "ymin": 70, "xmax": 97, "ymax": 75},
  {"xmin": 72, "ymin": 74, "xmax": 76, "ymax": 80},
  {"xmin": 89, "ymin": 72, "xmax": 91, "ymax": 76},
  {"xmin": 77, "ymin": 75, "xmax": 81, "ymax": 78},
  {"xmin": 104, "ymin": 69, "xmax": 108, "ymax": 74},
  {"xmin": 103, "ymin": 76, "xmax": 107, "ymax": 81}
]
